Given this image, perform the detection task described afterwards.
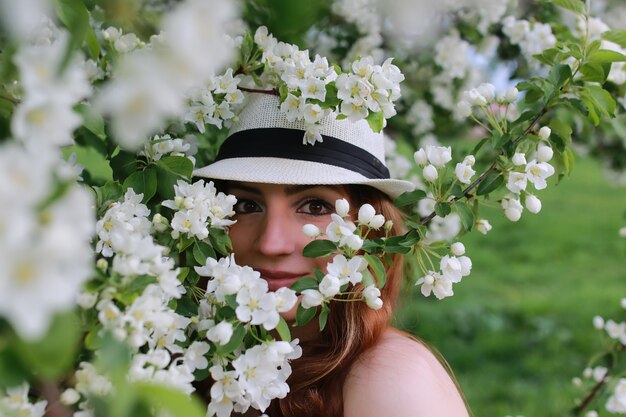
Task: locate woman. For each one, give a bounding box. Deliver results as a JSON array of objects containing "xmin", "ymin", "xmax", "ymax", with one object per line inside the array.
[{"xmin": 194, "ymin": 93, "xmax": 469, "ymax": 417}]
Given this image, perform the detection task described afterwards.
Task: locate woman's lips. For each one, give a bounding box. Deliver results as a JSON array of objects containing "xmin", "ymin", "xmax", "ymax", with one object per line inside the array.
[{"xmin": 256, "ymin": 269, "xmax": 308, "ymax": 291}]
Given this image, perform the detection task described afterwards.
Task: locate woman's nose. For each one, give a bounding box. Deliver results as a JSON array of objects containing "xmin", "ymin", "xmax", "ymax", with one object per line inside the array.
[{"xmin": 256, "ymin": 209, "xmax": 297, "ymax": 256}]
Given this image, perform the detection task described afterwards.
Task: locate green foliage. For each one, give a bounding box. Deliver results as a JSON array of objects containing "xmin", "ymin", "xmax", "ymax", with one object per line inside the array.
[
  {"xmin": 363, "ymin": 253, "xmax": 386, "ymax": 288},
  {"xmin": 303, "ymin": 239, "xmax": 337, "ymax": 258}
]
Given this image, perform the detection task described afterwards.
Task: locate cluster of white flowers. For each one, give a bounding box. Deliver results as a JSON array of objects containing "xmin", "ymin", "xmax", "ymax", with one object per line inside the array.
[
  {"xmin": 502, "ymin": 16, "xmax": 557, "ymax": 63},
  {"xmin": 162, "ymin": 180, "xmax": 237, "ymax": 240},
  {"xmin": 184, "ymin": 68, "xmax": 246, "ymax": 133},
  {"xmin": 330, "ymin": 0, "xmax": 383, "ymax": 66},
  {"xmin": 95, "ymin": 0, "xmax": 238, "ymax": 149},
  {"xmin": 254, "ymin": 26, "xmax": 404, "ymax": 145},
  {"xmin": 607, "ymin": 379, "xmax": 626, "ymax": 414},
  {"xmin": 0, "ymin": 383, "xmax": 47, "ymax": 417},
  {"xmin": 60, "ymin": 362, "xmax": 114, "ymax": 415},
  {"xmin": 194, "ymin": 255, "xmax": 302, "ymax": 415},
  {"xmin": 434, "ymin": 31, "xmax": 472, "ymax": 81},
  {"xmin": 139, "ymin": 133, "xmax": 197, "ymax": 164},
  {"xmin": 406, "ymin": 100, "xmax": 435, "ymax": 137},
  {"xmin": 458, "ymin": 0, "xmax": 510, "ymax": 35},
  {"xmin": 102, "ymin": 26, "xmax": 145, "ymax": 54},
  {"xmin": 0, "ymin": 144, "xmax": 95, "ymax": 340},
  {"xmin": 196, "ymin": 254, "xmax": 298, "ymax": 330},
  {"xmin": 416, "ymin": 242, "xmax": 472, "ymax": 300},
  {"xmin": 502, "ymin": 128, "xmax": 555, "ymax": 221},
  {"xmin": 299, "ymin": 199, "xmax": 385, "ymax": 310},
  {"xmin": 11, "ymin": 24, "xmax": 91, "ymax": 148},
  {"xmin": 456, "ymin": 82, "xmax": 519, "ymax": 120},
  {"xmin": 208, "ymin": 340, "xmax": 301, "ymax": 417},
  {"xmin": 414, "ymin": 145, "xmax": 477, "ymax": 186}
]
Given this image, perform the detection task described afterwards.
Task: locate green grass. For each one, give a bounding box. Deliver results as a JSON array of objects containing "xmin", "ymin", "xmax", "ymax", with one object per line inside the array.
[{"xmin": 394, "ymin": 156, "xmax": 626, "ymax": 417}]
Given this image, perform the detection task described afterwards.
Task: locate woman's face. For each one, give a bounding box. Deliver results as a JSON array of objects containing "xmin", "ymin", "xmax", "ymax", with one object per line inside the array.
[{"xmin": 227, "ymin": 182, "xmax": 345, "ymax": 320}]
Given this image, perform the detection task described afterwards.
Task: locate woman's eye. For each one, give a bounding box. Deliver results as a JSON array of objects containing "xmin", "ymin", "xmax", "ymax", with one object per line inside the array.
[
  {"xmin": 298, "ymin": 199, "xmax": 333, "ymax": 216},
  {"xmin": 233, "ymin": 199, "xmax": 262, "ymax": 214}
]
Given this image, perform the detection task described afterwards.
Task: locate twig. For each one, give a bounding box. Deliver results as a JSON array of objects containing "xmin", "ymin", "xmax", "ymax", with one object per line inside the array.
[
  {"xmin": 237, "ymin": 86, "xmax": 279, "ymax": 96},
  {"xmin": 41, "ymin": 381, "xmax": 72, "ymax": 417},
  {"xmin": 573, "ymin": 344, "xmax": 626, "ymax": 415}
]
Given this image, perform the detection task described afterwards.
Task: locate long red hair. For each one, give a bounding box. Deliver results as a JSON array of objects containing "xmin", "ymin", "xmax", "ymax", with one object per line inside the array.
[{"xmin": 267, "ymin": 185, "xmax": 406, "ymax": 417}]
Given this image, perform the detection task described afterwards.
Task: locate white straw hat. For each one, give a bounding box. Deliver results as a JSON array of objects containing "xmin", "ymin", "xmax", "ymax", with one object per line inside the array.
[{"xmin": 193, "ymin": 93, "xmax": 415, "ymax": 199}]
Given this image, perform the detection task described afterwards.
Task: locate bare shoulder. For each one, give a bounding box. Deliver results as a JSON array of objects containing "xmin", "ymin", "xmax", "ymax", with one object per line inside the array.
[{"xmin": 343, "ymin": 328, "xmax": 469, "ymax": 417}]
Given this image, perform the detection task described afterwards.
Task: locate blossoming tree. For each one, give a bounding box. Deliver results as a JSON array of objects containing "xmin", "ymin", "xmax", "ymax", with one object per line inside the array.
[{"xmin": 0, "ymin": 0, "xmax": 625, "ymax": 416}]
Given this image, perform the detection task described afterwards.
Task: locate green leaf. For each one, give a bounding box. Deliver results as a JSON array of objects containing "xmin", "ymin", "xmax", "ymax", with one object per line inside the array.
[
  {"xmin": 295, "ymin": 304, "xmax": 317, "ymax": 327},
  {"xmin": 275, "ymin": 317, "xmax": 291, "ymax": 342},
  {"xmin": 552, "ymin": 0, "xmax": 584, "ymax": 14},
  {"xmin": 361, "ymin": 238, "xmax": 384, "ymax": 253},
  {"xmin": 549, "ymin": 119, "xmax": 573, "ymax": 149},
  {"xmin": 366, "ymin": 111, "xmax": 384, "ymax": 132},
  {"xmin": 435, "ymin": 202, "xmax": 451, "ymax": 217},
  {"xmin": 123, "ymin": 167, "xmax": 158, "ymax": 203},
  {"xmin": 602, "ymin": 30, "xmax": 626, "ymax": 48},
  {"xmin": 193, "ymin": 241, "xmax": 216, "ymax": 265},
  {"xmin": 455, "ymin": 202, "xmax": 475, "ymax": 232},
  {"xmin": 547, "ymin": 64, "xmax": 572, "ymax": 89},
  {"xmin": 588, "ymin": 49, "xmax": 626, "ymax": 64},
  {"xmin": 476, "ymin": 171, "xmax": 503, "ymax": 196},
  {"xmin": 581, "ymin": 85, "xmax": 616, "ymax": 125},
  {"xmin": 0, "ymin": 346, "xmax": 31, "ymax": 386},
  {"xmin": 289, "ymin": 277, "xmax": 320, "ymax": 293},
  {"xmin": 55, "ymin": 0, "xmax": 90, "ymax": 49},
  {"xmin": 137, "ymin": 384, "xmax": 206, "ymax": 417},
  {"xmin": 471, "ymin": 138, "xmax": 489, "ymax": 155},
  {"xmin": 303, "ymin": 239, "xmax": 337, "ymax": 258},
  {"xmin": 76, "ymin": 103, "xmax": 106, "ymax": 140},
  {"xmin": 156, "ymin": 166, "xmax": 179, "ymax": 200},
  {"xmin": 209, "ymin": 228, "xmax": 232, "ymax": 256},
  {"xmin": 15, "ymin": 311, "xmax": 81, "ymax": 379},
  {"xmin": 383, "ymin": 236, "xmax": 412, "ymax": 254},
  {"xmin": 110, "ymin": 150, "xmax": 138, "ymax": 182},
  {"xmin": 562, "ymin": 147, "xmax": 576, "ymax": 176},
  {"xmin": 215, "ymin": 323, "xmax": 245, "ymax": 355},
  {"xmin": 364, "ymin": 254, "xmax": 386, "ymax": 288},
  {"xmin": 580, "ymin": 62, "xmax": 609, "ymax": 83},
  {"xmin": 318, "ymin": 306, "xmax": 330, "ymax": 331},
  {"xmin": 157, "ymin": 156, "xmax": 194, "ymax": 179},
  {"xmin": 394, "ymin": 189, "xmax": 426, "ymax": 208}
]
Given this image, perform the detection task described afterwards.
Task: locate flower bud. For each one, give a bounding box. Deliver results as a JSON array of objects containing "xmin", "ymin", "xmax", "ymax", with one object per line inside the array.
[
  {"xmin": 572, "ymin": 377, "xmax": 582, "ymax": 387},
  {"xmin": 422, "ymin": 274, "xmax": 435, "ymax": 286},
  {"xmin": 476, "ymin": 83, "xmax": 496, "ymax": 102},
  {"xmin": 512, "ymin": 152, "xmax": 527, "ymax": 166},
  {"xmin": 363, "ymin": 285, "xmax": 383, "ymax": 310},
  {"xmin": 414, "ymin": 148, "xmax": 428, "ymax": 165},
  {"xmin": 456, "ymin": 100, "xmax": 472, "ymax": 118},
  {"xmin": 302, "ymin": 224, "xmax": 321, "ymax": 238},
  {"xmin": 369, "ymin": 214, "xmax": 385, "ymax": 229},
  {"xmin": 60, "ymin": 389, "xmax": 80, "ymax": 405},
  {"xmin": 502, "ymin": 197, "xmax": 523, "ymax": 222},
  {"xmin": 77, "ymin": 291, "xmax": 97, "ymax": 309},
  {"xmin": 503, "ymin": 86, "xmax": 519, "ymax": 103},
  {"xmin": 619, "ymin": 227, "xmax": 626, "ymax": 238},
  {"xmin": 345, "ymin": 234, "xmax": 364, "ymax": 251},
  {"xmin": 585, "ymin": 410, "xmax": 598, "ymax": 417},
  {"xmin": 622, "ymin": 298, "xmax": 626, "ymax": 309},
  {"xmin": 319, "ymin": 275, "xmax": 341, "ymax": 297},
  {"xmin": 96, "ymin": 258, "xmax": 108, "ymax": 272},
  {"xmin": 207, "ymin": 321, "xmax": 234, "ymax": 345},
  {"xmin": 476, "ymin": 219, "xmax": 492, "ymax": 234},
  {"xmin": 358, "ymin": 204, "xmax": 376, "ymax": 224},
  {"xmin": 536, "ymin": 144, "xmax": 553, "ymax": 163},
  {"xmin": 538, "ymin": 126, "xmax": 551, "ymax": 140},
  {"xmin": 463, "ymin": 155, "xmax": 476, "ymax": 166},
  {"xmin": 423, "ymin": 164, "xmax": 438, "ymax": 182},
  {"xmin": 384, "ymin": 220, "xmax": 394, "ymax": 232},
  {"xmin": 335, "ymin": 198, "xmax": 350, "ymax": 217},
  {"xmin": 592, "ymin": 315, "xmax": 605, "ymax": 329},
  {"xmin": 301, "ymin": 289, "xmax": 324, "ymax": 308},
  {"xmin": 525, "ymin": 194, "xmax": 542, "ymax": 214},
  {"xmin": 450, "ymin": 242, "xmax": 465, "ymax": 256}
]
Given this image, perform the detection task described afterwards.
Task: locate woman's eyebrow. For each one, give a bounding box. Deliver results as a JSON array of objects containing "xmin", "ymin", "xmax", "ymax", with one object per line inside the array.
[
  {"xmin": 228, "ymin": 183, "xmax": 262, "ymax": 195},
  {"xmin": 284, "ymin": 184, "xmax": 344, "ymax": 196}
]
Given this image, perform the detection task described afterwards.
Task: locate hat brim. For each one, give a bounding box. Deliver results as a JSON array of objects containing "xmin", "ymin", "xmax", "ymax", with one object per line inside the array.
[{"xmin": 193, "ymin": 157, "xmax": 415, "ymax": 199}]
